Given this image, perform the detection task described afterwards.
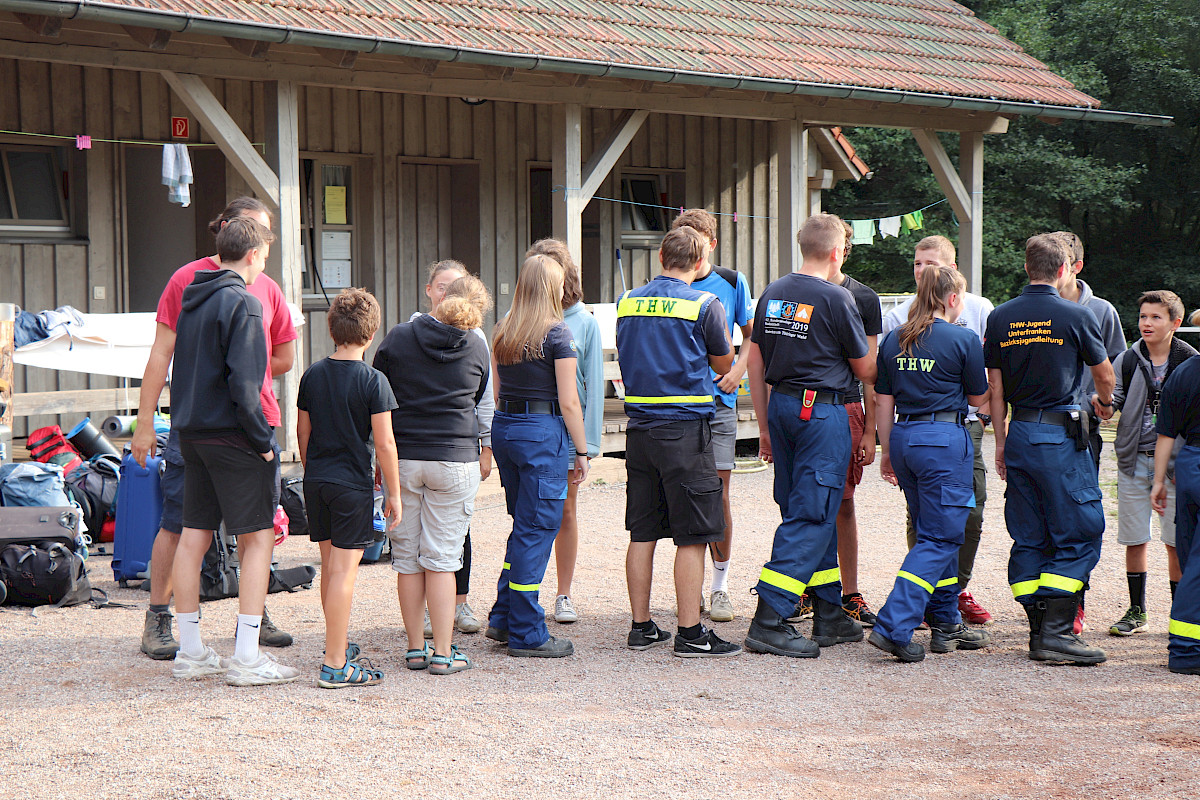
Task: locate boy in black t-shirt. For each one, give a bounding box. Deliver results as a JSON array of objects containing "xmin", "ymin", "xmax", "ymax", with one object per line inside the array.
[{"xmin": 297, "ymin": 288, "xmax": 401, "ymax": 688}]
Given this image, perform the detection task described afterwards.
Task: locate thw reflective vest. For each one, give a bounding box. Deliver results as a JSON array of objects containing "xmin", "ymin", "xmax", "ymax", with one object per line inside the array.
[{"xmin": 616, "ymin": 275, "xmax": 719, "ymax": 422}]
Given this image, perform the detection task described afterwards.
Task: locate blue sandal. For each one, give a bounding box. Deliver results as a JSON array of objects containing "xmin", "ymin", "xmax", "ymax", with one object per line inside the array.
[
  {"xmin": 405, "ymin": 642, "xmax": 432, "ymax": 670},
  {"xmin": 429, "ymin": 645, "xmax": 473, "ymax": 675},
  {"xmin": 323, "ymin": 642, "xmax": 361, "ymax": 662},
  {"xmin": 318, "ymin": 659, "xmax": 383, "ymax": 689}
]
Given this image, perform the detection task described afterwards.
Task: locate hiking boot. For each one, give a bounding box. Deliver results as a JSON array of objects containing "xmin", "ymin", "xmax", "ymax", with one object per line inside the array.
[
  {"xmin": 744, "ymin": 597, "xmax": 819, "ymax": 658},
  {"xmin": 455, "ymin": 602, "xmax": 482, "ymax": 633},
  {"xmin": 258, "ymin": 608, "xmax": 293, "ymax": 648},
  {"xmin": 1031, "ymin": 595, "xmax": 1106, "ymax": 666},
  {"xmin": 709, "ymin": 590, "xmax": 735, "ymax": 623},
  {"xmin": 1109, "ymin": 606, "xmax": 1148, "ymax": 636},
  {"xmin": 929, "ymin": 621, "xmax": 992, "ymax": 653},
  {"xmin": 423, "ymin": 608, "xmax": 434, "ymax": 639},
  {"xmin": 958, "ymin": 591, "xmax": 994, "ymax": 625},
  {"xmin": 509, "ymin": 635, "xmax": 573, "ymax": 658},
  {"xmin": 811, "ymin": 594, "xmax": 864, "ymax": 647},
  {"xmin": 673, "ymin": 626, "xmax": 742, "ymax": 658},
  {"xmin": 868, "ymin": 630, "xmax": 925, "ymax": 663},
  {"xmin": 554, "ymin": 595, "xmax": 579, "ymax": 624},
  {"xmin": 842, "ymin": 593, "xmax": 877, "ymax": 628},
  {"xmin": 627, "ymin": 621, "xmax": 672, "ymax": 650},
  {"xmin": 787, "ymin": 593, "xmax": 813, "ymax": 622},
  {"xmin": 485, "ymin": 626, "xmax": 508, "ymax": 643},
  {"xmin": 172, "ymin": 646, "xmax": 229, "ymax": 679},
  {"xmin": 141, "ymin": 609, "xmax": 179, "ymax": 660},
  {"xmin": 1023, "ymin": 602, "xmax": 1044, "ymax": 652},
  {"xmin": 225, "ymin": 651, "xmax": 301, "ymax": 686}
]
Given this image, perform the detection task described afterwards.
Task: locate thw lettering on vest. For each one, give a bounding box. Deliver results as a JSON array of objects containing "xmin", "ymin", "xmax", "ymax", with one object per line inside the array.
[{"xmin": 895, "ymin": 356, "xmax": 936, "ymax": 372}]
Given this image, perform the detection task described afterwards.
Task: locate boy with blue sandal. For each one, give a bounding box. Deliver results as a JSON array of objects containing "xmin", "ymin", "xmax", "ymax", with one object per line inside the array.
[{"xmin": 297, "ymin": 288, "xmax": 401, "ymax": 688}]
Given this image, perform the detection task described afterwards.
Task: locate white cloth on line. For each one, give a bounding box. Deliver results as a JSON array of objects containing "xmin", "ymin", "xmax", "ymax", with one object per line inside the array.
[
  {"xmin": 879, "ymin": 216, "xmax": 903, "ymax": 238},
  {"xmin": 162, "ymin": 143, "xmax": 193, "ymax": 207}
]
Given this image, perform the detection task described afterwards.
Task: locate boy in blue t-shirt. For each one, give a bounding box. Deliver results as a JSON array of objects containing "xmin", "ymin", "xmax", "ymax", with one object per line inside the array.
[{"xmin": 297, "ymin": 288, "xmax": 401, "ymax": 688}]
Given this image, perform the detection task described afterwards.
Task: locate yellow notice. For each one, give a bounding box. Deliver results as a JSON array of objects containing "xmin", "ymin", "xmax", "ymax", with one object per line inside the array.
[{"xmin": 324, "ymin": 186, "xmax": 347, "ymax": 225}]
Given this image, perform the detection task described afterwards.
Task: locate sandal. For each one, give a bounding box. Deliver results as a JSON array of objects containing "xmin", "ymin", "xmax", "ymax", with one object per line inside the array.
[
  {"xmin": 322, "ymin": 642, "xmax": 362, "ymax": 662},
  {"xmin": 405, "ymin": 642, "xmax": 432, "ymax": 671},
  {"xmin": 317, "ymin": 659, "xmax": 384, "ymax": 689},
  {"xmin": 429, "ymin": 645, "xmax": 473, "ymax": 675}
]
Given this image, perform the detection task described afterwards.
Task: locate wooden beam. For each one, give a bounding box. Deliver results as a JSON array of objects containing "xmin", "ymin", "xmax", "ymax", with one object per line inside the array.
[
  {"xmin": 911, "ymin": 128, "xmax": 971, "ymax": 222},
  {"xmin": 579, "ymin": 109, "xmax": 648, "ymax": 206},
  {"xmin": 14, "ymin": 13, "xmax": 61, "ymax": 37},
  {"xmin": 122, "ymin": 25, "xmax": 171, "ymax": 51},
  {"xmin": 807, "ymin": 169, "xmax": 835, "ymax": 190},
  {"xmin": 161, "ymin": 71, "xmax": 280, "ymax": 203},
  {"xmin": 224, "ymin": 37, "xmax": 270, "ymax": 59},
  {"xmin": 775, "ymin": 120, "xmax": 806, "ymax": 276},
  {"xmin": 315, "ymin": 47, "xmax": 358, "ymax": 69},
  {"xmin": 12, "ymin": 387, "xmax": 169, "ymax": 418},
  {"xmin": 958, "ymin": 131, "xmax": 984, "ymax": 294},
  {"xmin": 552, "ymin": 103, "xmax": 584, "ymax": 266}
]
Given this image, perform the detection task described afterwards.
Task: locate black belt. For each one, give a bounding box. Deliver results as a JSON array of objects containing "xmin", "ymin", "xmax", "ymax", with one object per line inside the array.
[
  {"xmin": 1188, "ymin": 434, "xmax": 1200, "ymax": 448},
  {"xmin": 1011, "ymin": 408, "xmax": 1074, "ymax": 427},
  {"xmin": 771, "ymin": 384, "xmax": 844, "ymax": 405},
  {"xmin": 499, "ymin": 399, "xmax": 562, "ymax": 415},
  {"xmin": 898, "ymin": 412, "xmax": 966, "ymax": 425}
]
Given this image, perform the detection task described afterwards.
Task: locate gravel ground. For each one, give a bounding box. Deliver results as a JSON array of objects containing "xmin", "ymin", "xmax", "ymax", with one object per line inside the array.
[{"xmin": 2, "ymin": 432, "xmax": 1198, "ymax": 799}]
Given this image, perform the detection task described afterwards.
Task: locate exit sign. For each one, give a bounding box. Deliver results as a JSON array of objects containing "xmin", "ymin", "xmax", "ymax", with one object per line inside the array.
[{"xmin": 171, "ymin": 116, "xmax": 189, "ymax": 139}]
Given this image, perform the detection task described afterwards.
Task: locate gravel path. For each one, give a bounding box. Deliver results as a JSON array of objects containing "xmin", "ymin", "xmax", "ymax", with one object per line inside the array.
[{"xmin": 2, "ymin": 433, "xmax": 1197, "ymax": 799}]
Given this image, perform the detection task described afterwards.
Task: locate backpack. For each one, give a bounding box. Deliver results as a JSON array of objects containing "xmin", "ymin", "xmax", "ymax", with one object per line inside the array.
[
  {"xmin": 0, "ymin": 462, "xmax": 72, "ymax": 508},
  {"xmin": 280, "ymin": 477, "xmax": 307, "ymax": 538},
  {"xmin": 66, "ymin": 455, "xmax": 121, "ymax": 534},
  {"xmin": 199, "ymin": 526, "xmax": 240, "ymax": 601},
  {"xmin": 0, "ymin": 541, "xmax": 94, "ymax": 607},
  {"xmin": 27, "ymin": 425, "xmax": 84, "ymax": 476}
]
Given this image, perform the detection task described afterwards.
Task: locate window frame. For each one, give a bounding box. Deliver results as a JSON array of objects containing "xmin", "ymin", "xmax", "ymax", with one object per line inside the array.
[{"xmin": 0, "ymin": 143, "xmax": 72, "ymax": 237}]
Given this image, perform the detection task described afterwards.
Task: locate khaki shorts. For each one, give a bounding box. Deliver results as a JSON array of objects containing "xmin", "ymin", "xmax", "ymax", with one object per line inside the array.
[
  {"xmin": 842, "ymin": 402, "xmax": 866, "ymax": 501},
  {"xmin": 390, "ymin": 459, "xmax": 480, "ymax": 574}
]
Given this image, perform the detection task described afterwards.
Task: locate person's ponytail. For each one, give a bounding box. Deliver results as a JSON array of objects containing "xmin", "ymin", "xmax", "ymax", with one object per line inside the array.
[{"xmin": 897, "ymin": 265, "xmax": 965, "ymax": 355}]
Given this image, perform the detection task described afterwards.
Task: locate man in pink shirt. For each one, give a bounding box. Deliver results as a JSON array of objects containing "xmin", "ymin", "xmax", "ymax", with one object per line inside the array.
[{"xmin": 131, "ymin": 197, "xmax": 298, "ymax": 660}]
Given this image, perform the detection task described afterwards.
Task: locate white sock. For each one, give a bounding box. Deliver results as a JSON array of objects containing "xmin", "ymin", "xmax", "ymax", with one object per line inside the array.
[
  {"xmin": 234, "ymin": 614, "xmax": 262, "ymax": 663},
  {"xmin": 711, "ymin": 560, "xmax": 730, "ymax": 594},
  {"xmin": 177, "ymin": 611, "xmax": 204, "ymax": 658}
]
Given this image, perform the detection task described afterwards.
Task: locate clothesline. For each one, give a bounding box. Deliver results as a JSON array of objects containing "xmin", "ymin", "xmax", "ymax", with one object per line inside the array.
[{"xmin": 0, "ymin": 128, "xmax": 264, "ymax": 148}]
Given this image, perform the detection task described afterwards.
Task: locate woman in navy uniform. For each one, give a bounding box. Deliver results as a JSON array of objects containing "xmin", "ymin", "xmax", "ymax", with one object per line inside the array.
[
  {"xmin": 485, "ymin": 255, "xmax": 590, "ymax": 658},
  {"xmin": 870, "ymin": 266, "xmax": 992, "ymax": 661}
]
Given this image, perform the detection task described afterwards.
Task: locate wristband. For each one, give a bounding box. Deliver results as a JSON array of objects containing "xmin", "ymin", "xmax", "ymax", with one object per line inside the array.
[{"xmin": 1096, "ymin": 398, "xmax": 1113, "ymax": 408}]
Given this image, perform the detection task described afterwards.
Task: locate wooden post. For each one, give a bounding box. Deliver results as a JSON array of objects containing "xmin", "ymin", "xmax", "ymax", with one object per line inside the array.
[
  {"xmin": 774, "ymin": 120, "xmax": 806, "ymax": 277},
  {"xmin": 264, "ymin": 81, "xmax": 302, "ymax": 455},
  {"xmin": 0, "ymin": 303, "xmax": 14, "ymax": 437},
  {"xmin": 552, "ymin": 103, "xmax": 584, "ymax": 266},
  {"xmin": 959, "ymin": 131, "xmax": 984, "ymax": 295}
]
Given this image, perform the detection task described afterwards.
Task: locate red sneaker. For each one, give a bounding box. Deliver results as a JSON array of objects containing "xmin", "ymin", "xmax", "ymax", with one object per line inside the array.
[
  {"xmin": 1073, "ymin": 603, "xmax": 1086, "ymax": 634},
  {"xmin": 958, "ymin": 591, "xmax": 994, "ymax": 625}
]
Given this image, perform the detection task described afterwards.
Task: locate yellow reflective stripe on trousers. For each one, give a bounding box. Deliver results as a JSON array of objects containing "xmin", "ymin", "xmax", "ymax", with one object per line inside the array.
[
  {"xmin": 502, "ymin": 562, "xmax": 511, "ymax": 570},
  {"xmin": 1039, "ymin": 573, "xmax": 1084, "ymax": 594},
  {"xmin": 624, "ymin": 395, "xmax": 714, "ymax": 404},
  {"xmin": 898, "ymin": 570, "xmax": 935, "ymax": 594},
  {"xmin": 509, "ymin": 581, "xmax": 539, "ymax": 592},
  {"xmin": 1011, "ymin": 579, "xmax": 1039, "ymax": 599},
  {"xmin": 808, "ymin": 567, "xmax": 841, "ymax": 588},
  {"xmin": 759, "ymin": 567, "xmax": 807, "ymax": 597},
  {"xmin": 616, "ymin": 296, "xmax": 703, "ymax": 321},
  {"xmin": 1169, "ymin": 618, "xmax": 1200, "ymax": 640},
  {"xmin": 936, "ymin": 577, "xmax": 959, "ymax": 588}
]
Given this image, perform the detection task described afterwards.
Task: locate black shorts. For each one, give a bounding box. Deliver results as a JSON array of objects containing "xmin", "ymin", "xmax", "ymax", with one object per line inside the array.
[
  {"xmin": 625, "ymin": 419, "xmax": 725, "ymax": 546},
  {"xmin": 304, "ymin": 480, "xmax": 375, "ymax": 550},
  {"xmin": 179, "ymin": 439, "xmax": 276, "ymax": 535},
  {"xmin": 161, "ymin": 429, "xmax": 281, "ymax": 534}
]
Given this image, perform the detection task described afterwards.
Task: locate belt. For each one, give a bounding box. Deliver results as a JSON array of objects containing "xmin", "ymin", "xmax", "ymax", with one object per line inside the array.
[
  {"xmin": 499, "ymin": 399, "xmax": 562, "ymax": 415},
  {"xmin": 898, "ymin": 412, "xmax": 966, "ymax": 425},
  {"xmin": 1011, "ymin": 408, "xmax": 1075, "ymax": 427},
  {"xmin": 771, "ymin": 384, "xmax": 844, "ymax": 405}
]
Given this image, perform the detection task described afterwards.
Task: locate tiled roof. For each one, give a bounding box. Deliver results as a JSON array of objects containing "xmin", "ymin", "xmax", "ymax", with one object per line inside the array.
[{"xmin": 92, "ymin": 0, "xmax": 1100, "ymax": 108}]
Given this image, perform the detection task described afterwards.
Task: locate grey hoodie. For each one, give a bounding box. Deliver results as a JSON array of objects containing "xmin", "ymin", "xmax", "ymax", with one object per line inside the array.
[
  {"xmin": 1111, "ymin": 337, "xmax": 1198, "ymax": 477},
  {"xmin": 1072, "ymin": 279, "xmax": 1126, "ymax": 401}
]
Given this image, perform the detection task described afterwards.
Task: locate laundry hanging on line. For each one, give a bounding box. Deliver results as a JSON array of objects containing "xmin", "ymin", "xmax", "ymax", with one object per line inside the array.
[{"xmin": 162, "ymin": 143, "xmax": 193, "ymax": 207}]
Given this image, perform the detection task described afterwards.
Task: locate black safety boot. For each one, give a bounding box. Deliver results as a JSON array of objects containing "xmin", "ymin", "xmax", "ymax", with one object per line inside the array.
[
  {"xmin": 929, "ymin": 621, "xmax": 991, "ymax": 653},
  {"xmin": 811, "ymin": 594, "xmax": 864, "ymax": 647},
  {"xmin": 867, "ymin": 630, "xmax": 925, "ymax": 662},
  {"xmin": 744, "ymin": 598, "xmax": 819, "ymax": 658},
  {"xmin": 1024, "ymin": 602, "xmax": 1043, "ymax": 655},
  {"xmin": 1032, "ymin": 595, "xmax": 1106, "ymax": 666}
]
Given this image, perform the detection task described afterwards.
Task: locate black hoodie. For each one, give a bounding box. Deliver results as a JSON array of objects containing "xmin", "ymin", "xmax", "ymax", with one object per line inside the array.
[
  {"xmin": 373, "ymin": 313, "xmax": 489, "ymax": 462},
  {"xmin": 172, "ymin": 269, "xmax": 273, "ymax": 454}
]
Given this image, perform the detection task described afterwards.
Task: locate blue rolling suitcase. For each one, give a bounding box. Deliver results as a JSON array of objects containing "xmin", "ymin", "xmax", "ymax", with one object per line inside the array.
[{"xmin": 112, "ymin": 452, "xmax": 163, "ymax": 585}]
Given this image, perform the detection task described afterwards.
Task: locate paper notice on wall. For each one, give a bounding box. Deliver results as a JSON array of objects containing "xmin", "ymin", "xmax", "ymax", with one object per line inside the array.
[
  {"xmin": 324, "ymin": 186, "xmax": 347, "ymax": 224},
  {"xmin": 322, "ymin": 231, "xmax": 352, "ymax": 260},
  {"xmin": 321, "ymin": 260, "xmax": 352, "ymax": 288}
]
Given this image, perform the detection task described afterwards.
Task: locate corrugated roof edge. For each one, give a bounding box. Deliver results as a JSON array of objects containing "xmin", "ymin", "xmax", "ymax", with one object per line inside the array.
[{"xmin": 3, "ymin": 0, "xmax": 1173, "ymax": 127}]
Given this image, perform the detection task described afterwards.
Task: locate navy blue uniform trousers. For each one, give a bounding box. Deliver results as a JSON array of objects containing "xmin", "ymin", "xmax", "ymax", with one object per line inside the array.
[
  {"xmin": 875, "ymin": 421, "xmax": 972, "ymax": 645},
  {"xmin": 755, "ymin": 392, "xmax": 849, "ymax": 617},
  {"xmin": 1169, "ymin": 445, "xmax": 1200, "ymax": 671},
  {"xmin": 1003, "ymin": 415, "xmax": 1105, "ymax": 605},
  {"xmin": 488, "ymin": 412, "xmax": 569, "ymax": 649}
]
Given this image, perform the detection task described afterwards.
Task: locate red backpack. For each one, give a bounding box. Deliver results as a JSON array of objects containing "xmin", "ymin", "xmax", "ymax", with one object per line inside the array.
[{"xmin": 27, "ymin": 425, "xmax": 84, "ymax": 476}]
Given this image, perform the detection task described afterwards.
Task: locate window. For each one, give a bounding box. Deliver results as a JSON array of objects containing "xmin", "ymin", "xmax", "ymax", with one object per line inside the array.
[
  {"xmin": 620, "ymin": 176, "xmax": 667, "ymax": 232},
  {"xmin": 0, "ymin": 145, "xmax": 71, "ymax": 234},
  {"xmin": 300, "ymin": 158, "xmax": 355, "ymax": 303}
]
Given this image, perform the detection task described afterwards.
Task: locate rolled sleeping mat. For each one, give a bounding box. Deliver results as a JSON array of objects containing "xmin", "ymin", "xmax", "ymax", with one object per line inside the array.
[
  {"xmin": 67, "ymin": 416, "xmax": 121, "ymax": 459},
  {"xmin": 102, "ymin": 415, "xmax": 137, "ymax": 437}
]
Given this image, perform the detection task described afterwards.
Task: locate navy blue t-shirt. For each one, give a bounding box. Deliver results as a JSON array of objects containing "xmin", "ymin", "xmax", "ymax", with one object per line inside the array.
[
  {"xmin": 497, "ymin": 321, "xmax": 577, "ymax": 402},
  {"xmin": 983, "ymin": 284, "xmax": 1107, "ymax": 409},
  {"xmin": 750, "ymin": 272, "xmax": 867, "ymax": 394},
  {"xmin": 297, "ymin": 357, "xmax": 398, "ymax": 490},
  {"xmin": 876, "ymin": 319, "xmax": 987, "ymax": 415},
  {"xmin": 1156, "ymin": 355, "xmax": 1200, "ymax": 440}
]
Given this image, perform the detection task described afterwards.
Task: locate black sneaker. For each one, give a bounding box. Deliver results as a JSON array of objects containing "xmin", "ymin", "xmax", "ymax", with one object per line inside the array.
[
  {"xmin": 673, "ymin": 626, "xmax": 742, "ymax": 658},
  {"xmin": 485, "ymin": 626, "xmax": 509, "ymax": 643},
  {"xmin": 627, "ymin": 622, "xmax": 672, "ymax": 651},
  {"xmin": 868, "ymin": 630, "xmax": 925, "ymax": 663},
  {"xmin": 842, "ymin": 593, "xmax": 878, "ymax": 628},
  {"xmin": 509, "ymin": 635, "xmax": 574, "ymax": 658}
]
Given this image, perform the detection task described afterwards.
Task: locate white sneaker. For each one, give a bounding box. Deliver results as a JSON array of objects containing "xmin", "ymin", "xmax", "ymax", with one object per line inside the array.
[
  {"xmin": 455, "ymin": 602, "xmax": 482, "ymax": 633},
  {"xmin": 224, "ymin": 651, "xmax": 301, "ymax": 686},
  {"xmin": 554, "ymin": 595, "xmax": 579, "ymax": 624},
  {"xmin": 171, "ymin": 646, "xmax": 228, "ymax": 680}
]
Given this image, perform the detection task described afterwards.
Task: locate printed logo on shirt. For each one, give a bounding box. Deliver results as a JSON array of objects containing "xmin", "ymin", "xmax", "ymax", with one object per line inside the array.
[
  {"xmin": 999, "ymin": 319, "xmax": 1063, "ymax": 348},
  {"xmin": 895, "ymin": 356, "xmax": 936, "ymax": 372},
  {"xmin": 569, "ymin": 339, "xmax": 578, "ymax": 352},
  {"xmin": 764, "ymin": 298, "xmax": 815, "ymax": 340}
]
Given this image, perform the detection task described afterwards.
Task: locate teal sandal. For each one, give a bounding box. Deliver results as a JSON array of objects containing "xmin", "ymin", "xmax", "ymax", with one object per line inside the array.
[
  {"xmin": 322, "ymin": 642, "xmax": 361, "ymax": 662},
  {"xmin": 429, "ymin": 645, "xmax": 473, "ymax": 675},
  {"xmin": 405, "ymin": 641, "xmax": 432, "ymax": 670},
  {"xmin": 318, "ymin": 658, "xmax": 383, "ymax": 689}
]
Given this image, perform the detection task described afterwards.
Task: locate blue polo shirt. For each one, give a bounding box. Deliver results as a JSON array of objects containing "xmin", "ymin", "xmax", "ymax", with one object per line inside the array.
[
  {"xmin": 616, "ymin": 275, "xmax": 729, "ymax": 427},
  {"xmin": 1157, "ymin": 355, "xmax": 1200, "ymax": 440},
  {"xmin": 692, "ymin": 266, "xmax": 753, "ymax": 409},
  {"xmin": 876, "ymin": 319, "xmax": 987, "ymax": 415},
  {"xmin": 983, "ymin": 284, "xmax": 1107, "ymax": 409}
]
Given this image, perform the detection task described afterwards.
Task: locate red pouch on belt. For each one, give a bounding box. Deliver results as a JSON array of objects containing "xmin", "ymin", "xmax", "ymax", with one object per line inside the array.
[{"xmin": 800, "ymin": 390, "xmax": 816, "ymax": 422}]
